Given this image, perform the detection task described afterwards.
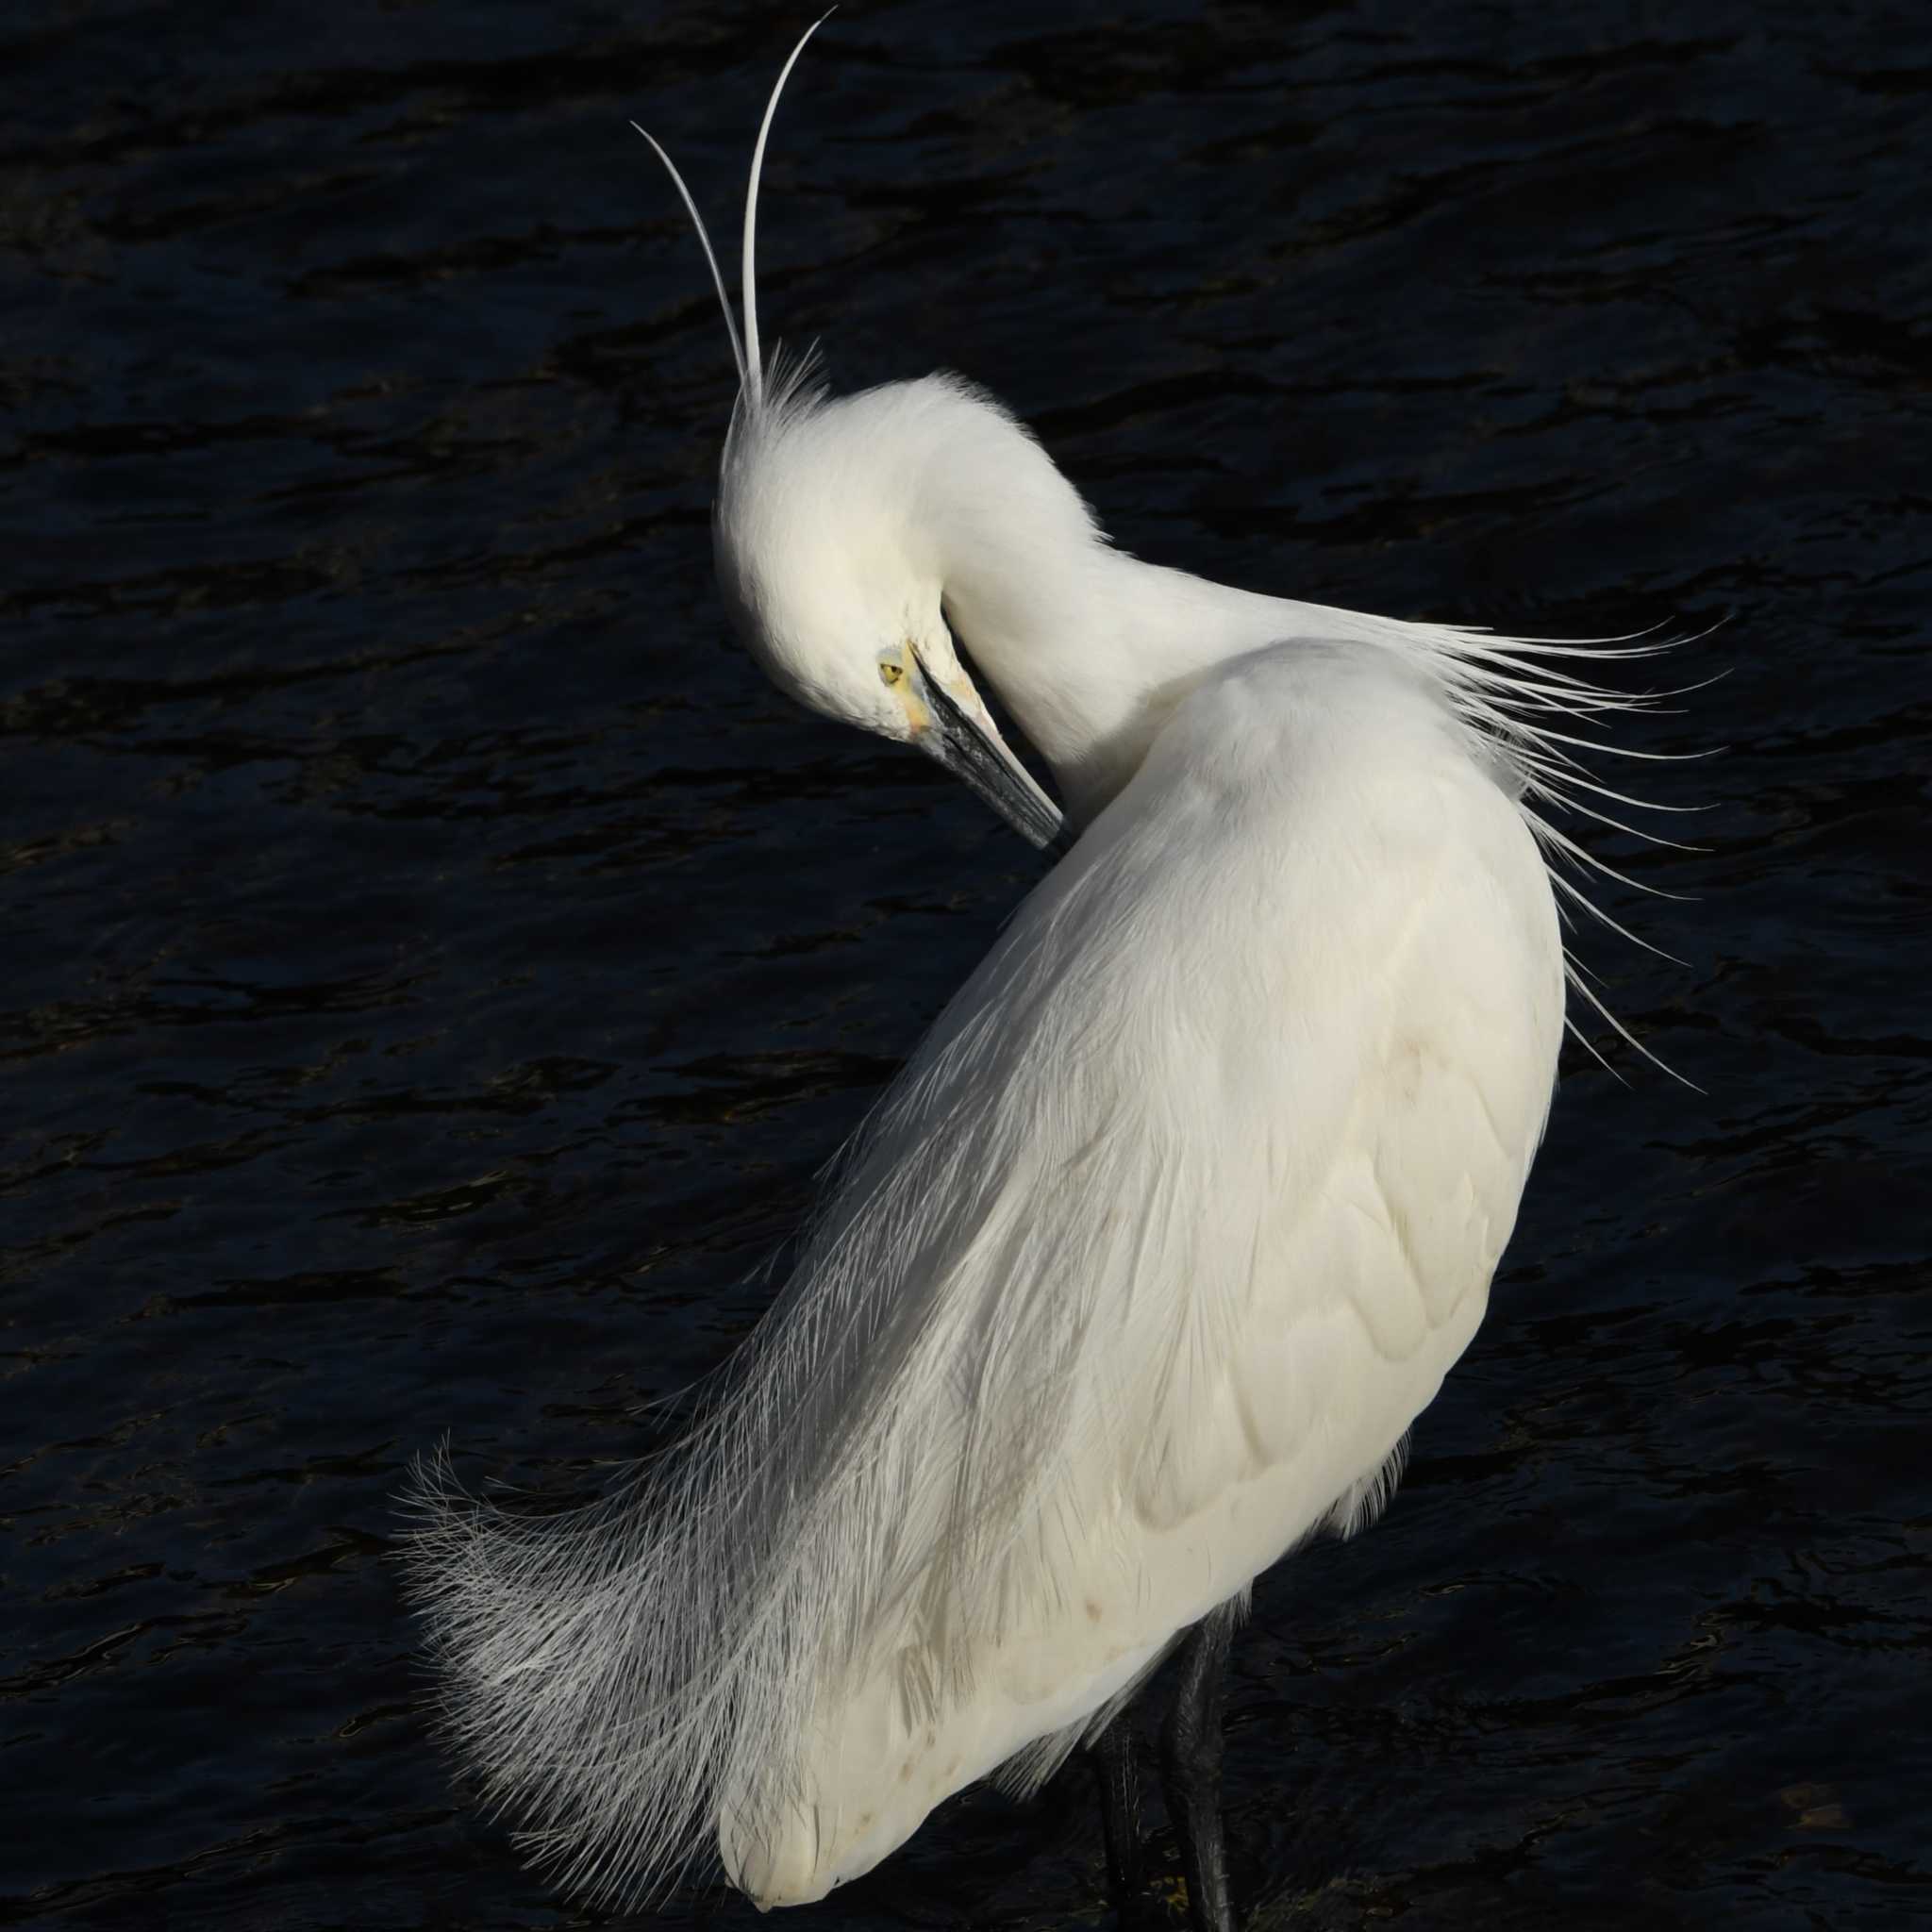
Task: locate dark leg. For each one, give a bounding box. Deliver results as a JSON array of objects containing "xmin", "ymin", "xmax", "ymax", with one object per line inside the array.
[
  {"xmin": 1091, "ymin": 1712, "xmax": 1143, "ymax": 1924},
  {"xmin": 1158, "ymin": 1601, "xmax": 1238, "ymax": 1932}
]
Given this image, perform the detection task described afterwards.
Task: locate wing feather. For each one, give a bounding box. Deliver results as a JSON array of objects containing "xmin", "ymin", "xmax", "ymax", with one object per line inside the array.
[{"xmin": 405, "ymin": 640, "xmax": 1564, "ymax": 1910}]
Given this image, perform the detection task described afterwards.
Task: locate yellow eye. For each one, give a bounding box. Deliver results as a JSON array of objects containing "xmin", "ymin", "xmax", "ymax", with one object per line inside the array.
[{"xmin": 879, "ymin": 660, "xmax": 905, "ymax": 687}]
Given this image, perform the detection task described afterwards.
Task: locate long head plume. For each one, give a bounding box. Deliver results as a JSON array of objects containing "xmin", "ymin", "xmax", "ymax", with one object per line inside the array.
[{"xmin": 629, "ymin": 13, "xmax": 833, "ymax": 412}]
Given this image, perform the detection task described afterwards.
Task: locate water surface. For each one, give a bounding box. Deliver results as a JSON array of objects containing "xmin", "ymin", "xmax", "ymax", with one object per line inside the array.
[{"xmin": 4, "ymin": 3, "xmax": 1927, "ymax": 1926}]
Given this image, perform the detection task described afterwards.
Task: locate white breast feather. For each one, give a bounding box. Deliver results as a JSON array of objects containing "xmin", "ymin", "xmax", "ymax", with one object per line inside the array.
[{"xmin": 405, "ymin": 640, "xmax": 1564, "ymax": 1910}]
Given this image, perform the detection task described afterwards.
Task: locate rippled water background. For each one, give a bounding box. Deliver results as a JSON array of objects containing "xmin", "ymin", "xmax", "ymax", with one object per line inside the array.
[{"xmin": 6, "ymin": 2, "xmax": 1927, "ymax": 1926}]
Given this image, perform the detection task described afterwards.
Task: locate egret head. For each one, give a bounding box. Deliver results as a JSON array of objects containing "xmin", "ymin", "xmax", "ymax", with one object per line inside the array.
[
  {"xmin": 710, "ymin": 378, "xmax": 1066, "ymax": 849},
  {"xmin": 633, "ymin": 18, "xmax": 1066, "ymax": 852}
]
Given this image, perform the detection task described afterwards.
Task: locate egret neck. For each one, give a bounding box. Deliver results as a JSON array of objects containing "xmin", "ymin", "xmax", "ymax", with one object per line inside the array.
[
  {"xmin": 901, "ymin": 379, "xmax": 1288, "ymax": 824},
  {"xmin": 899, "ymin": 375, "xmax": 1407, "ymax": 827}
]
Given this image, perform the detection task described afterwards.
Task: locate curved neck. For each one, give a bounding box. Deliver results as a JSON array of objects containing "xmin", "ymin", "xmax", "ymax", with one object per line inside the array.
[{"xmin": 914, "ymin": 408, "xmax": 1289, "ymax": 822}]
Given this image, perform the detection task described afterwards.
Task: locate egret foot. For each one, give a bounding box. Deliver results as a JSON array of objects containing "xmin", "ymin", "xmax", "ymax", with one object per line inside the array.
[
  {"xmin": 1092, "ymin": 1713, "xmax": 1145, "ymax": 1926},
  {"xmin": 1158, "ymin": 1602, "xmax": 1239, "ymax": 1932}
]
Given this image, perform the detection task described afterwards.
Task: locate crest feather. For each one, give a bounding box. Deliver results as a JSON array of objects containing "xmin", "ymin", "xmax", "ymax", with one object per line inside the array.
[{"xmin": 631, "ymin": 12, "xmax": 834, "ymax": 408}]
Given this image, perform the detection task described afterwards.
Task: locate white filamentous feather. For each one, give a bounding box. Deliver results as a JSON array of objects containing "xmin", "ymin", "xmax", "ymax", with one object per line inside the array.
[
  {"xmin": 403, "ymin": 607, "xmax": 1682, "ymax": 1908},
  {"xmin": 406, "ymin": 20, "xmax": 1699, "ymax": 1916}
]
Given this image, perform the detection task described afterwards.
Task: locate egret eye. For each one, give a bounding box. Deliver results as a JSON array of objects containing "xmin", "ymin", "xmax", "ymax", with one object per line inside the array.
[{"xmin": 879, "ymin": 661, "xmax": 906, "ymax": 687}]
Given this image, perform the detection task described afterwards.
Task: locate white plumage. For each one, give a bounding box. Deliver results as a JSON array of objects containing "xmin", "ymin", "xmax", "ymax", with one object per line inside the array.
[{"xmin": 407, "ymin": 24, "xmax": 1688, "ymax": 1918}]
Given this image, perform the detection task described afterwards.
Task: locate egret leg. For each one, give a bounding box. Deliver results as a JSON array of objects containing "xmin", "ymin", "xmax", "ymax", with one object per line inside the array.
[
  {"xmin": 1158, "ymin": 1602, "xmax": 1238, "ymax": 1932},
  {"xmin": 1091, "ymin": 1713, "xmax": 1144, "ymax": 1924}
]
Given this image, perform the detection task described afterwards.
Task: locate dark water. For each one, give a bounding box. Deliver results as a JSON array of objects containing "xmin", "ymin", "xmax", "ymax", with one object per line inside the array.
[{"xmin": 5, "ymin": 2, "xmax": 1927, "ymax": 1926}]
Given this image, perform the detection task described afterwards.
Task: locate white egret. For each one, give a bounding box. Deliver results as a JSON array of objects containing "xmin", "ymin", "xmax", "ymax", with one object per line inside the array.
[{"xmin": 408, "ymin": 22, "xmax": 1690, "ymax": 1929}]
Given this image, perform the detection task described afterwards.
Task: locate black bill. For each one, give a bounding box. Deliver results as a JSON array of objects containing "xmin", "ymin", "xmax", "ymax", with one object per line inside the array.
[{"xmin": 915, "ymin": 663, "xmax": 1072, "ymax": 857}]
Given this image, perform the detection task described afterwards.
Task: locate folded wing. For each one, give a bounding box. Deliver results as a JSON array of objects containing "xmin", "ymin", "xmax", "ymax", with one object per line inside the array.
[{"xmin": 407, "ymin": 639, "xmax": 1565, "ymax": 1912}]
